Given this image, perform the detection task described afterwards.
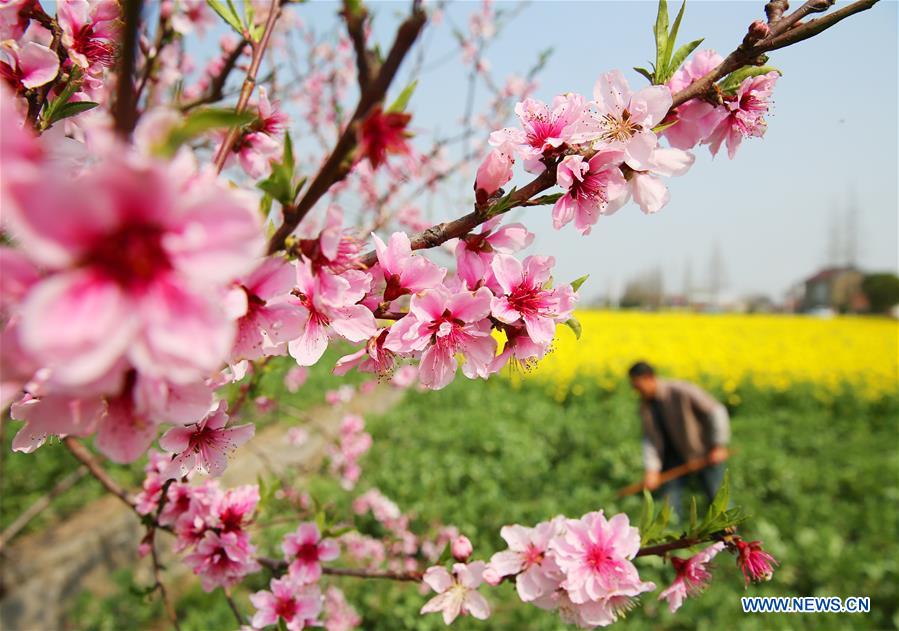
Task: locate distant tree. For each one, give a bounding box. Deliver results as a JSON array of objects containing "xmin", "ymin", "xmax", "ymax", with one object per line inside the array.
[{"xmin": 862, "ymin": 273, "xmax": 899, "ymax": 314}]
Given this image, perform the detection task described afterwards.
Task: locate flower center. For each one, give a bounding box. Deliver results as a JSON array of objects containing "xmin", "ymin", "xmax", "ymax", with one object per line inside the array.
[
  {"xmin": 295, "ymin": 542, "xmax": 320, "ymax": 564},
  {"xmin": 274, "ymin": 596, "xmax": 299, "ymax": 620},
  {"xmin": 87, "ymin": 223, "xmax": 171, "ymax": 289},
  {"xmin": 600, "ymin": 109, "xmax": 642, "ymax": 142},
  {"xmin": 74, "ymin": 25, "xmax": 117, "ymax": 67}
]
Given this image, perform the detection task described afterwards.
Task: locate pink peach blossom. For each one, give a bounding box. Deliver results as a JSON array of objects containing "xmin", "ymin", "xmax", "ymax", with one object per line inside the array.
[
  {"xmin": 489, "ymin": 520, "xmax": 564, "ymax": 602},
  {"xmin": 455, "ymin": 217, "xmax": 533, "ymax": 290},
  {"xmin": 490, "ymin": 94, "xmax": 588, "ymax": 163},
  {"xmin": 490, "ymin": 254, "xmax": 576, "ymax": 345},
  {"xmin": 250, "ymin": 576, "xmax": 322, "ymax": 631},
  {"xmin": 282, "ymin": 522, "xmax": 340, "ymax": 583},
  {"xmin": 705, "ymin": 71, "xmax": 779, "ymax": 159},
  {"xmin": 58, "ymin": 0, "xmax": 121, "ymax": 72},
  {"xmin": 420, "ymin": 562, "xmax": 491, "ymax": 625},
  {"xmin": 287, "ymin": 260, "xmax": 377, "ymax": 366},
  {"xmin": 372, "ymin": 231, "xmax": 446, "ymax": 301},
  {"xmin": 231, "ymin": 257, "xmax": 303, "ymax": 362},
  {"xmin": 658, "ymin": 542, "xmax": 725, "ymax": 613},
  {"xmin": 0, "ymin": 40, "xmax": 59, "ymax": 91},
  {"xmin": 552, "ymin": 150, "xmax": 627, "ymax": 234},
  {"xmin": 6, "ymin": 157, "xmax": 263, "ymax": 388},
  {"xmin": 158, "ymin": 401, "xmax": 255, "ymax": 478},
  {"xmin": 580, "ymin": 70, "xmax": 672, "ymax": 170},
  {"xmin": 550, "ymin": 511, "xmax": 654, "ymax": 605},
  {"xmin": 384, "ymin": 285, "xmax": 496, "ymax": 390},
  {"xmin": 183, "ymin": 529, "xmax": 260, "ymax": 591}
]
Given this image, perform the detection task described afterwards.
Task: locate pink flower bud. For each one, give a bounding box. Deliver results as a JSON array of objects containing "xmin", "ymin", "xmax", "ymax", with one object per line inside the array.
[
  {"xmin": 475, "ymin": 149, "xmax": 514, "ymax": 202},
  {"xmin": 451, "ymin": 535, "xmax": 473, "ymax": 562},
  {"xmin": 747, "ymin": 20, "xmax": 771, "ymax": 40}
]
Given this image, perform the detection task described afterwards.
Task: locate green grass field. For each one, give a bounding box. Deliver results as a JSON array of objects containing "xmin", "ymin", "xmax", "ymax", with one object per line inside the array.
[{"xmin": 59, "ymin": 363, "xmax": 898, "ymax": 630}]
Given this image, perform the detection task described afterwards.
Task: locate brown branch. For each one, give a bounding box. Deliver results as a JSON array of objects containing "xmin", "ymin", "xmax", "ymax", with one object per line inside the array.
[
  {"xmin": 149, "ymin": 532, "xmax": 181, "ymax": 630},
  {"xmin": 134, "ymin": 12, "xmax": 173, "ymax": 108},
  {"xmin": 213, "ymin": 0, "xmax": 283, "ymax": 172},
  {"xmin": 342, "ymin": 0, "xmax": 374, "ymax": 91},
  {"xmin": 180, "ymin": 40, "xmax": 250, "ymax": 111},
  {"xmin": 671, "ymin": 0, "xmax": 878, "ymax": 108},
  {"xmin": 113, "ymin": 0, "xmax": 145, "ymax": 138},
  {"xmin": 258, "ymin": 556, "xmax": 423, "ymax": 582},
  {"xmin": 63, "ymin": 437, "xmax": 136, "ymax": 508},
  {"xmin": 636, "ymin": 536, "xmax": 708, "ymax": 558},
  {"xmin": 358, "ymin": 167, "xmax": 557, "ymax": 267},
  {"xmin": 223, "ymin": 588, "xmax": 247, "ymax": 626},
  {"xmin": 763, "ymin": 0, "xmax": 879, "ymax": 50},
  {"xmin": 266, "ymin": 5, "xmax": 427, "ymax": 254}
]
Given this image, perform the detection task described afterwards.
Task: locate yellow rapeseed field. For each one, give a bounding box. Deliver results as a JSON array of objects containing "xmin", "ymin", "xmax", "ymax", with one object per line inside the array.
[{"xmin": 509, "ymin": 311, "xmax": 898, "ymax": 401}]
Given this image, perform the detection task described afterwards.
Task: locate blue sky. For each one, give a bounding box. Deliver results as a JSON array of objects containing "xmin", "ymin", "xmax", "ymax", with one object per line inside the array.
[{"xmin": 215, "ymin": 1, "xmax": 899, "ymax": 300}]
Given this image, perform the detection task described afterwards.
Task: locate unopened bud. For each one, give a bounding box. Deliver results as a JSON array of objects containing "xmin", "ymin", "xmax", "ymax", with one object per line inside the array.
[
  {"xmin": 747, "ymin": 20, "xmax": 771, "ymax": 41},
  {"xmin": 451, "ymin": 535, "xmax": 473, "ymax": 562}
]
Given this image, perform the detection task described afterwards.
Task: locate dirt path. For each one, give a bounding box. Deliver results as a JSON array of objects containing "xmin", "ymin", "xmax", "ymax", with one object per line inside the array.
[{"xmin": 0, "ymin": 386, "xmax": 405, "ymax": 631}]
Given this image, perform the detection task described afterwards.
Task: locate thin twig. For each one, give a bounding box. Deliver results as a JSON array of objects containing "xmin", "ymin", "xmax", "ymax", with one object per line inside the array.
[
  {"xmin": 224, "ymin": 588, "xmax": 247, "ymax": 626},
  {"xmin": 266, "ymin": 5, "xmax": 427, "ymax": 254},
  {"xmin": 213, "ymin": 0, "xmax": 284, "ymax": 172},
  {"xmin": 63, "ymin": 437, "xmax": 135, "ymax": 508},
  {"xmin": 671, "ymin": 0, "xmax": 878, "ymax": 108}
]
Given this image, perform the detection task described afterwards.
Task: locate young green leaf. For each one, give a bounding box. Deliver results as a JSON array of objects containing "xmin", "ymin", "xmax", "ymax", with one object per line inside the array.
[
  {"xmin": 640, "ymin": 488, "xmax": 655, "ymax": 534},
  {"xmin": 634, "ymin": 66, "xmax": 654, "ymax": 83},
  {"xmin": 570, "ymin": 274, "xmax": 590, "ymax": 293},
  {"xmin": 664, "ymin": 0, "xmax": 688, "ymax": 71},
  {"xmin": 48, "ymin": 101, "xmax": 99, "ymax": 125},
  {"xmin": 207, "ymin": 0, "xmax": 244, "ymax": 35},
  {"xmin": 664, "ymin": 38, "xmax": 704, "ymax": 82},
  {"xmin": 709, "ymin": 469, "xmax": 730, "ymax": 519},
  {"xmin": 161, "ymin": 108, "xmax": 255, "ymax": 156},
  {"xmin": 654, "ymin": 0, "xmax": 670, "ymax": 77},
  {"xmin": 717, "ymin": 65, "xmax": 782, "ymax": 94},
  {"xmin": 387, "ymin": 79, "xmax": 419, "ymax": 113}
]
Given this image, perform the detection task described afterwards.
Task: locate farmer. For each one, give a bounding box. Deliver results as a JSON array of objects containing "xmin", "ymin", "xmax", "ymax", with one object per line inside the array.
[{"xmin": 628, "ymin": 361, "xmax": 730, "ymax": 517}]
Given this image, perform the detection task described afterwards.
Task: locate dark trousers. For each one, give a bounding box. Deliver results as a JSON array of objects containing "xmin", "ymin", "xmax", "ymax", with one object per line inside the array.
[{"xmin": 657, "ymin": 463, "xmax": 725, "ymax": 520}]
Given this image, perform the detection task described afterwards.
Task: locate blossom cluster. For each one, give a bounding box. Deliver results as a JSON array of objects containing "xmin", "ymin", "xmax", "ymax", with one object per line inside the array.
[
  {"xmin": 135, "ymin": 452, "xmax": 261, "ymax": 591},
  {"xmin": 420, "ymin": 510, "xmax": 777, "ymax": 628}
]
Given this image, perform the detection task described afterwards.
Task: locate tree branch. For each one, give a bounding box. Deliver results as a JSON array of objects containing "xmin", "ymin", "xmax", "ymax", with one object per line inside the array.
[
  {"xmin": 671, "ymin": 0, "xmax": 878, "ymax": 108},
  {"xmin": 213, "ymin": 0, "xmax": 283, "ymax": 173},
  {"xmin": 266, "ymin": 5, "xmax": 427, "ymax": 254},
  {"xmin": 113, "ymin": 0, "xmax": 145, "ymax": 138},
  {"xmin": 342, "ymin": 0, "xmax": 373, "ymax": 91},
  {"xmin": 180, "ymin": 40, "xmax": 250, "ymax": 111},
  {"xmin": 63, "ymin": 437, "xmax": 136, "ymax": 508}
]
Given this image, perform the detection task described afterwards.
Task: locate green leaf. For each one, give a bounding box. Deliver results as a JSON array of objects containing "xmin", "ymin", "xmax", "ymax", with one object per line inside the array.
[
  {"xmin": 387, "ymin": 79, "xmax": 418, "ymax": 113},
  {"xmin": 161, "ymin": 108, "xmax": 255, "ymax": 156},
  {"xmin": 242, "ymin": 0, "xmax": 255, "ymax": 32},
  {"xmin": 48, "ymin": 101, "xmax": 98, "ymax": 125},
  {"xmin": 664, "ymin": 0, "xmax": 687, "ymax": 70},
  {"xmin": 207, "ymin": 0, "xmax": 244, "ymax": 35},
  {"xmin": 655, "ymin": 497, "xmax": 672, "ymax": 532},
  {"xmin": 654, "ymin": 0, "xmax": 669, "ymax": 76},
  {"xmin": 564, "ymin": 317, "xmax": 583, "ymax": 340},
  {"xmin": 709, "ymin": 469, "xmax": 730, "ymax": 518},
  {"xmin": 689, "ymin": 496, "xmax": 698, "ymax": 531},
  {"xmin": 40, "ymin": 67, "xmax": 84, "ymax": 129},
  {"xmin": 486, "ymin": 186, "xmax": 519, "ymax": 217},
  {"xmin": 640, "ymin": 488, "xmax": 655, "ymax": 533},
  {"xmin": 652, "ymin": 118, "xmax": 679, "ymax": 134},
  {"xmin": 664, "ymin": 38, "xmax": 703, "ymax": 82},
  {"xmin": 633, "ymin": 66, "xmax": 654, "ymax": 83},
  {"xmin": 717, "ymin": 65, "xmax": 781, "ymax": 94},
  {"xmin": 570, "ymin": 274, "xmax": 590, "ymax": 293}
]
